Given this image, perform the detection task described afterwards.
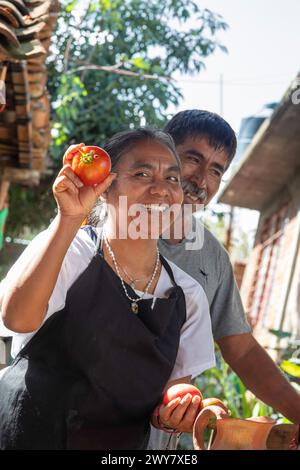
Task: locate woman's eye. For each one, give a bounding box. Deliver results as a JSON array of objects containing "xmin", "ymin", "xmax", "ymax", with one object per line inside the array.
[
  {"xmin": 135, "ymin": 172, "xmax": 149, "ymax": 177},
  {"xmin": 167, "ymin": 175, "xmax": 180, "ymax": 182}
]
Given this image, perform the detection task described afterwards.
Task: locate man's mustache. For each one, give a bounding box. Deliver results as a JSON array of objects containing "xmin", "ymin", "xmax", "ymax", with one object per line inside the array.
[{"xmin": 182, "ymin": 180, "xmax": 208, "ymax": 203}]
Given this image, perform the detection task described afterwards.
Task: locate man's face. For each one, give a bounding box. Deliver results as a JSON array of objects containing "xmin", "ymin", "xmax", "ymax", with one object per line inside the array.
[{"xmin": 176, "ymin": 135, "xmax": 230, "ymax": 209}]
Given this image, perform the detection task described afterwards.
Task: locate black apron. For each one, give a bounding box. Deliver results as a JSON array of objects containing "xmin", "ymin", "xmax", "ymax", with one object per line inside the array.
[{"xmin": 0, "ymin": 233, "xmax": 187, "ymax": 450}]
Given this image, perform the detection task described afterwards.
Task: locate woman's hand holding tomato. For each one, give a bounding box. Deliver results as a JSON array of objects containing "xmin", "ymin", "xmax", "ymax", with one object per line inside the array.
[
  {"xmin": 53, "ymin": 143, "xmax": 116, "ymax": 221},
  {"xmin": 156, "ymin": 384, "xmax": 202, "ymax": 433},
  {"xmin": 158, "ymin": 393, "xmax": 202, "ymax": 433},
  {"xmin": 155, "ymin": 384, "xmax": 229, "ymax": 433}
]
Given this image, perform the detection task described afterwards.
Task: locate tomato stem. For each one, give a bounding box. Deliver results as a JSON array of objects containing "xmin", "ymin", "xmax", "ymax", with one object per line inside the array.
[{"xmin": 79, "ymin": 149, "xmax": 95, "ymax": 165}]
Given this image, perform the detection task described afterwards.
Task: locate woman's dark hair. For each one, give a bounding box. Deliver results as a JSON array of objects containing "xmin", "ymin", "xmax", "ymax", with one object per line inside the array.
[
  {"xmin": 164, "ymin": 109, "xmax": 237, "ymax": 164},
  {"xmin": 87, "ymin": 127, "xmax": 180, "ymax": 227},
  {"xmin": 103, "ymin": 127, "xmax": 180, "ymax": 169}
]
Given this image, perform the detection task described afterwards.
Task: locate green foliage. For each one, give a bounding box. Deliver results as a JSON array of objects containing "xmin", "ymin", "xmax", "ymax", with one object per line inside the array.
[
  {"xmin": 269, "ymin": 328, "xmax": 292, "ymax": 339},
  {"xmin": 203, "ymin": 207, "xmax": 226, "ymax": 244},
  {"xmin": 5, "ymin": 179, "xmax": 57, "ymax": 239},
  {"xmin": 47, "ymin": 0, "xmax": 228, "ymax": 166},
  {"xmin": 203, "ymin": 206, "xmax": 256, "ymax": 259},
  {"xmin": 5, "ymin": 1, "xmax": 228, "ymax": 238},
  {"xmin": 195, "ymin": 348, "xmax": 277, "ymax": 420},
  {"xmin": 280, "ymin": 360, "xmax": 300, "ymax": 379}
]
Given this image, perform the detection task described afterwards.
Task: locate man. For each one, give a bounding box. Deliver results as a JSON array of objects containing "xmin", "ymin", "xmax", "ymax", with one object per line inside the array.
[{"xmin": 148, "ymin": 109, "xmax": 300, "ymax": 450}]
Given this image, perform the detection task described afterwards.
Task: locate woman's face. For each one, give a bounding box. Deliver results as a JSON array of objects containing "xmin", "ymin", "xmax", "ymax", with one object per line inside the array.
[{"xmin": 105, "ymin": 139, "xmax": 183, "ymax": 240}]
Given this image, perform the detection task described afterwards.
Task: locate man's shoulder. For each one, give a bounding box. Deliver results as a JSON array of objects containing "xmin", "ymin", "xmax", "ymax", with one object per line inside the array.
[
  {"xmin": 164, "ymin": 257, "xmax": 207, "ymax": 299},
  {"xmin": 200, "ymin": 223, "xmax": 233, "ymax": 273},
  {"xmin": 202, "ymin": 223, "xmax": 228, "ymax": 256},
  {"xmin": 190, "ymin": 219, "xmax": 230, "ymax": 262}
]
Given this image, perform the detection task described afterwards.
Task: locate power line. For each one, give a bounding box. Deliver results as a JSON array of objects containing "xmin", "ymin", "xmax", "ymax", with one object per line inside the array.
[{"xmin": 176, "ymin": 77, "xmax": 290, "ymax": 86}]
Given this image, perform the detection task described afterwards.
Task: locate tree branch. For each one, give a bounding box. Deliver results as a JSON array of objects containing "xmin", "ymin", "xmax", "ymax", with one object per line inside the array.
[{"xmin": 66, "ymin": 64, "xmax": 173, "ymax": 82}]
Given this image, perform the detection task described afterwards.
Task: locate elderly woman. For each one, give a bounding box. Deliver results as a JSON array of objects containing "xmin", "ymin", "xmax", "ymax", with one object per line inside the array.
[{"xmin": 0, "ymin": 128, "xmax": 215, "ymax": 450}]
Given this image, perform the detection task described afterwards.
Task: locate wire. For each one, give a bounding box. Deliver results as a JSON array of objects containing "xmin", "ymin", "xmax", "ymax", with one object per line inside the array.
[{"xmin": 176, "ymin": 77, "xmax": 291, "ymax": 86}]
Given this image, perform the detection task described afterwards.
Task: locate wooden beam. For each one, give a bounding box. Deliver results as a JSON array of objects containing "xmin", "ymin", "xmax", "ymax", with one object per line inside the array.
[
  {"xmin": 1, "ymin": 167, "xmax": 40, "ymax": 186},
  {"xmin": 0, "ymin": 179, "xmax": 10, "ymax": 210}
]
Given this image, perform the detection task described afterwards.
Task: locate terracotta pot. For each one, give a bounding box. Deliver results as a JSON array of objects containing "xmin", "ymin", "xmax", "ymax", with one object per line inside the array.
[{"xmin": 193, "ymin": 406, "xmax": 299, "ymax": 450}]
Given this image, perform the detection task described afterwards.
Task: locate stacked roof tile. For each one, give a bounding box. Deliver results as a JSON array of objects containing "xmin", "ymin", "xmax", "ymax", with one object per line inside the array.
[{"xmin": 0, "ymin": 0, "xmax": 60, "ymax": 185}]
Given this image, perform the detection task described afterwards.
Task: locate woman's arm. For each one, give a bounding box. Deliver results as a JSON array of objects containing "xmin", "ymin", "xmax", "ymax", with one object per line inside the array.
[
  {"xmin": 1, "ymin": 146, "xmax": 116, "ymax": 333},
  {"xmin": 1, "ymin": 214, "xmax": 84, "ymax": 333}
]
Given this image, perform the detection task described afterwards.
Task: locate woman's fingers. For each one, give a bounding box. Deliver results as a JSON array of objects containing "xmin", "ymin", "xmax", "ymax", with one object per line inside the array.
[
  {"xmin": 159, "ymin": 397, "xmax": 182, "ymax": 424},
  {"xmin": 62, "ymin": 143, "xmax": 85, "ymax": 166},
  {"xmin": 53, "ymin": 175, "xmax": 78, "ymax": 195},
  {"xmin": 57, "ymin": 164, "xmax": 84, "ymax": 188},
  {"xmin": 94, "ymin": 173, "xmax": 117, "ymax": 197},
  {"xmin": 54, "ymin": 165, "xmax": 117, "ymax": 199},
  {"xmin": 160, "ymin": 394, "xmax": 202, "ymax": 431},
  {"xmin": 53, "ymin": 165, "xmax": 84, "ymax": 195},
  {"xmin": 176, "ymin": 395, "xmax": 202, "ymax": 429},
  {"xmin": 164, "ymin": 394, "xmax": 193, "ymax": 425}
]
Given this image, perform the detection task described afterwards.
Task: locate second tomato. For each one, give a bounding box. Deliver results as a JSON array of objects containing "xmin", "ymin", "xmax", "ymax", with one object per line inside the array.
[{"xmin": 163, "ymin": 384, "xmax": 203, "ymax": 406}]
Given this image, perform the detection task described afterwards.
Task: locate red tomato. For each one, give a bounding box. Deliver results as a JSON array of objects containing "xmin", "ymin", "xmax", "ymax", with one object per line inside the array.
[
  {"xmin": 71, "ymin": 145, "xmax": 111, "ymax": 186},
  {"xmin": 163, "ymin": 384, "xmax": 202, "ymax": 406}
]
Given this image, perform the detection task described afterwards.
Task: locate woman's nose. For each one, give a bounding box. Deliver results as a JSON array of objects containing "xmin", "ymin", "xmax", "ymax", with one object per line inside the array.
[{"xmin": 149, "ymin": 180, "xmax": 169, "ymax": 197}]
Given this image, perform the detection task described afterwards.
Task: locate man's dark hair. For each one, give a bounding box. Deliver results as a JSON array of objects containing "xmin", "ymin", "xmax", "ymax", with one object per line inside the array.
[
  {"xmin": 164, "ymin": 110, "xmax": 237, "ymax": 164},
  {"xmin": 103, "ymin": 127, "xmax": 180, "ymax": 169}
]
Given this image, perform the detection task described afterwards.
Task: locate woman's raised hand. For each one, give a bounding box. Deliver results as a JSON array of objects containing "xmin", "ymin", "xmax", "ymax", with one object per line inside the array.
[{"xmin": 53, "ymin": 143, "xmax": 116, "ymax": 220}]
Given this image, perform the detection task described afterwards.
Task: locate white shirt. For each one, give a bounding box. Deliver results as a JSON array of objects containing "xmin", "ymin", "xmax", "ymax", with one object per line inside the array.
[{"xmin": 0, "ymin": 221, "xmax": 215, "ymax": 381}]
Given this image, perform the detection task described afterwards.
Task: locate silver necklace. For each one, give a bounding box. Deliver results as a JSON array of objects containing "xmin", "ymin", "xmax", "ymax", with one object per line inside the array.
[
  {"xmin": 117, "ymin": 264, "xmax": 149, "ymax": 289},
  {"xmin": 103, "ymin": 237, "xmax": 160, "ymax": 314}
]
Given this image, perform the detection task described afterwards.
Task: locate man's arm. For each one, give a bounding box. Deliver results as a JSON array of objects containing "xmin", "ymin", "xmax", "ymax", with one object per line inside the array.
[{"xmin": 217, "ymin": 333, "xmax": 300, "ymax": 423}]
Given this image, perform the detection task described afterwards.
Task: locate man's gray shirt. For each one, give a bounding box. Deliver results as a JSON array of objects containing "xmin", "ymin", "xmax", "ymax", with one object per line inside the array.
[
  {"xmin": 147, "ymin": 217, "xmax": 251, "ymax": 450},
  {"xmin": 158, "ymin": 220, "xmax": 251, "ymax": 340}
]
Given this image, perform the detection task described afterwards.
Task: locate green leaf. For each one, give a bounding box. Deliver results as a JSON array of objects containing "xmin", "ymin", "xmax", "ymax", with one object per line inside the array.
[
  {"xmin": 268, "ymin": 329, "xmax": 292, "ymax": 339},
  {"xmin": 130, "ymin": 57, "xmax": 151, "ymax": 71},
  {"xmin": 100, "ymin": 0, "xmax": 112, "ymax": 12},
  {"xmin": 89, "ymin": 2, "xmax": 97, "ymax": 12},
  {"xmin": 280, "ymin": 360, "xmax": 300, "ymax": 378},
  {"xmin": 65, "ymin": 0, "xmax": 79, "ymax": 13}
]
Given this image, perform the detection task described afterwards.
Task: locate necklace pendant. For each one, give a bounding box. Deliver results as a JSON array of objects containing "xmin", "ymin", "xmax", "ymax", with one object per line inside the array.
[{"xmin": 131, "ymin": 302, "xmax": 139, "ymax": 314}]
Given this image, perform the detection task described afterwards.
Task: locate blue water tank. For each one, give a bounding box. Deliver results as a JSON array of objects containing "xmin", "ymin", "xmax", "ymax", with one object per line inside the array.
[{"xmin": 234, "ymin": 102, "xmax": 278, "ymax": 165}]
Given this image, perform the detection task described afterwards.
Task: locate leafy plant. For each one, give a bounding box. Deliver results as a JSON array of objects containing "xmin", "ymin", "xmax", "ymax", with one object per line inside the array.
[
  {"xmin": 5, "ymin": 178, "xmax": 57, "ymax": 239},
  {"xmin": 5, "ymin": 1, "xmax": 229, "ymax": 238},
  {"xmin": 268, "ymin": 328, "xmax": 300, "ymax": 382},
  {"xmin": 280, "ymin": 360, "xmax": 300, "ymax": 379},
  {"xmin": 47, "ymin": 0, "xmax": 228, "ymax": 164}
]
